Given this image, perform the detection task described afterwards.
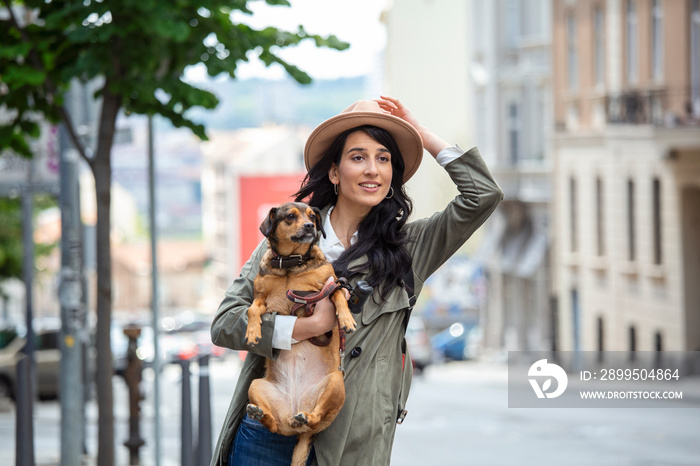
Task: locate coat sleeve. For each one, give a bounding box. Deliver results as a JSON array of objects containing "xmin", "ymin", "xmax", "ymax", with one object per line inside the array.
[
  {"xmin": 406, "ymin": 147, "xmax": 503, "ymax": 285},
  {"xmin": 210, "ymin": 240, "xmax": 280, "ymax": 360}
]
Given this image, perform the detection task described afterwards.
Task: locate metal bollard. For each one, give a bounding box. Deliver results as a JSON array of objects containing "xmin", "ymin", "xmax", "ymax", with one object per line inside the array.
[
  {"xmin": 180, "ymin": 358, "xmax": 194, "ymax": 466},
  {"xmin": 123, "ymin": 325, "xmax": 145, "ymax": 465},
  {"xmin": 197, "ymin": 354, "xmax": 212, "ymax": 466},
  {"xmin": 15, "ymin": 355, "xmax": 35, "ymax": 466}
]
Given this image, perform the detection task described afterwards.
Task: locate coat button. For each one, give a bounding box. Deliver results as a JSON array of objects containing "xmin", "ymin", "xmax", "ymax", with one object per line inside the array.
[{"xmin": 350, "ymin": 347, "xmax": 362, "ymax": 358}]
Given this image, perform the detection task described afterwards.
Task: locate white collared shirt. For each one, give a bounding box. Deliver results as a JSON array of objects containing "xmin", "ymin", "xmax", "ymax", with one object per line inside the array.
[
  {"xmin": 271, "ymin": 144, "xmax": 465, "ymax": 349},
  {"xmin": 319, "ymin": 206, "xmax": 358, "ymax": 262}
]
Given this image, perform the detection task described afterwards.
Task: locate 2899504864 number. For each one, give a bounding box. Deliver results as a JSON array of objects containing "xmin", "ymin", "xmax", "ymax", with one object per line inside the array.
[{"xmin": 600, "ymin": 368, "xmax": 680, "ymax": 381}]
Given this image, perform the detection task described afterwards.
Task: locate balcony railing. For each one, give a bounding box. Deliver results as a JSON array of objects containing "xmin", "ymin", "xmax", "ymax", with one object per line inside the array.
[{"xmin": 605, "ymin": 87, "xmax": 700, "ymax": 126}]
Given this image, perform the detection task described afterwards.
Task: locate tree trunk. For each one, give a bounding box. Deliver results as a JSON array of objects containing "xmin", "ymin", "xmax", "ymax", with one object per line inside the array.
[{"xmin": 92, "ymin": 88, "xmax": 120, "ymax": 466}]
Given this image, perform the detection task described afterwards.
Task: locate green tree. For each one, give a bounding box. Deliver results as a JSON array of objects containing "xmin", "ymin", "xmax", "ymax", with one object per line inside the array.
[
  {"xmin": 0, "ymin": 195, "xmax": 57, "ymax": 281},
  {"xmin": 0, "ymin": 198, "xmax": 24, "ymax": 282},
  {"xmin": 0, "ymin": 1, "xmax": 347, "ymax": 464}
]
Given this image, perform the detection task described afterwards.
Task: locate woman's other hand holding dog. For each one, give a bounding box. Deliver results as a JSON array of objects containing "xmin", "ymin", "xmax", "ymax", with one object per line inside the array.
[{"xmin": 291, "ymin": 277, "xmax": 350, "ymax": 342}]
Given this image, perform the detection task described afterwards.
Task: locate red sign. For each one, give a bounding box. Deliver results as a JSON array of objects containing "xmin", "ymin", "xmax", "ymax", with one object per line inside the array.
[{"xmin": 238, "ymin": 173, "xmax": 307, "ymax": 270}]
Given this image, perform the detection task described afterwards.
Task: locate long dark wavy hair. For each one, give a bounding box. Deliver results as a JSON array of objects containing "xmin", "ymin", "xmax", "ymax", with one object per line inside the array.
[{"xmin": 294, "ymin": 125, "xmax": 413, "ymax": 300}]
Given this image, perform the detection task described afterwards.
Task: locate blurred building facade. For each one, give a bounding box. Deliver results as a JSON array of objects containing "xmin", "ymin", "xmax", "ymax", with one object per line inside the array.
[
  {"xmin": 382, "ymin": 0, "xmax": 476, "ymax": 221},
  {"xmin": 111, "ymin": 240, "xmax": 207, "ymax": 317},
  {"xmin": 469, "ymin": 0, "xmax": 554, "ymax": 353},
  {"xmin": 552, "ymin": 0, "xmax": 700, "ymax": 352},
  {"xmin": 382, "ymin": 0, "xmax": 490, "ymax": 331},
  {"xmin": 199, "ymin": 126, "xmax": 309, "ymax": 311}
]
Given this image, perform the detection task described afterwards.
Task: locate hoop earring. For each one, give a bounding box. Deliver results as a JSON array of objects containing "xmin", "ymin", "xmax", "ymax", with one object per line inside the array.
[
  {"xmin": 385, "ymin": 187, "xmax": 394, "ymax": 199},
  {"xmin": 334, "ymin": 183, "xmax": 339, "ymax": 195}
]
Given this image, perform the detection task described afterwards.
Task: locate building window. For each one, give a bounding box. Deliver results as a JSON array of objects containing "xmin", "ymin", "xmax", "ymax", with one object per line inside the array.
[
  {"xmin": 596, "ymin": 177, "xmax": 605, "ymax": 256},
  {"xmin": 508, "ymin": 103, "xmax": 520, "ymax": 165},
  {"xmin": 570, "ymin": 177, "xmax": 578, "ymax": 252},
  {"xmin": 626, "ymin": 0, "xmax": 638, "ymax": 84},
  {"xmin": 651, "ymin": 0, "xmax": 664, "ymax": 81},
  {"xmin": 593, "ymin": 5, "xmax": 605, "ymax": 87},
  {"xmin": 654, "ymin": 331, "xmax": 663, "ymax": 351},
  {"xmin": 597, "ymin": 317, "xmax": 604, "ymax": 352},
  {"xmin": 653, "ymin": 177, "xmax": 662, "ymax": 264},
  {"xmin": 692, "ymin": 0, "xmax": 700, "ymax": 117},
  {"xmin": 522, "ymin": 0, "xmax": 545, "ymax": 38},
  {"xmin": 629, "ymin": 325, "xmax": 637, "ymax": 360},
  {"xmin": 567, "ymin": 13, "xmax": 578, "ymax": 90},
  {"xmin": 572, "ymin": 289, "xmax": 581, "ymax": 352},
  {"xmin": 505, "ymin": 0, "xmax": 521, "ymax": 49},
  {"xmin": 627, "ymin": 179, "xmax": 636, "ymax": 261}
]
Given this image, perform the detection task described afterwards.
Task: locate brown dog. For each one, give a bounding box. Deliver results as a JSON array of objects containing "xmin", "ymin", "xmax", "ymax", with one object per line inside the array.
[{"xmin": 245, "ymin": 202, "xmax": 356, "ymax": 466}]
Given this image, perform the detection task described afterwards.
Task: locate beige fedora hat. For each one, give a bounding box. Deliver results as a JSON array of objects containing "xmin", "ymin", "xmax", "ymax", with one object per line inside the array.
[{"xmin": 303, "ymin": 100, "xmax": 424, "ymax": 183}]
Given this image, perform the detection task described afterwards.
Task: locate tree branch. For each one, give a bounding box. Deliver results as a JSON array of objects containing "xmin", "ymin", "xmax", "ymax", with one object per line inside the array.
[
  {"xmin": 58, "ymin": 106, "xmax": 94, "ymax": 168},
  {"xmin": 2, "ymin": 0, "xmax": 92, "ymax": 166}
]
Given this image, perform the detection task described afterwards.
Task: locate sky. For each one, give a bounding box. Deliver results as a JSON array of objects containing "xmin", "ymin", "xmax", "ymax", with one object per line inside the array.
[{"xmin": 185, "ymin": 0, "xmax": 389, "ymax": 82}]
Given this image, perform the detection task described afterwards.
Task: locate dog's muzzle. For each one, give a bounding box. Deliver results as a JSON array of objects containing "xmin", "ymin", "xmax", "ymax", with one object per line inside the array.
[{"xmin": 291, "ymin": 224, "xmax": 317, "ymax": 243}]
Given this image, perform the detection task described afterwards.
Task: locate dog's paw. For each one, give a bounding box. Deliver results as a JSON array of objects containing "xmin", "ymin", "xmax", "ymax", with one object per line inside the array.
[
  {"xmin": 338, "ymin": 315, "xmax": 357, "ymax": 333},
  {"xmin": 246, "ymin": 404, "xmax": 264, "ymax": 421},
  {"xmin": 245, "ymin": 330, "xmax": 262, "ymax": 346},
  {"xmin": 291, "ymin": 412, "xmax": 308, "ymax": 428},
  {"xmin": 245, "ymin": 336, "xmax": 261, "ymax": 346}
]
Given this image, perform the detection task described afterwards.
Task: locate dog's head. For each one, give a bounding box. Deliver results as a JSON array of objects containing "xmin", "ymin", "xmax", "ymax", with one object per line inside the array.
[{"xmin": 260, "ymin": 202, "xmax": 325, "ymax": 253}]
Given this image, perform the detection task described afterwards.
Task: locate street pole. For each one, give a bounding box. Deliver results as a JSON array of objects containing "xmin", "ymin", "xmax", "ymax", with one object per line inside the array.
[
  {"xmin": 19, "ymin": 160, "xmax": 36, "ymax": 465},
  {"xmin": 15, "ymin": 355, "xmax": 34, "ymax": 466},
  {"xmin": 197, "ymin": 355, "xmax": 212, "ymax": 465},
  {"xmin": 148, "ymin": 114, "xmax": 163, "ymax": 466},
  {"xmin": 58, "ymin": 123, "xmax": 85, "ymax": 465},
  {"xmin": 21, "ymin": 162, "xmax": 35, "ymax": 371},
  {"xmin": 180, "ymin": 360, "xmax": 194, "ymax": 466}
]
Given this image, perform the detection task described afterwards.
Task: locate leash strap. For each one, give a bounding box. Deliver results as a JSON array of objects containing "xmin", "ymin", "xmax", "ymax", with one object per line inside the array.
[
  {"xmin": 397, "ymin": 269, "xmax": 416, "ymax": 424},
  {"xmin": 286, "ymin": 279, "xmax": 343, "ymax": 313},
  {"xmin": 400, "ymin": 269, "xmax": 417, "ymax": 337},
  {"xmin": 286, "ymin": 280, "xmax": 347, "ymax": 369}
]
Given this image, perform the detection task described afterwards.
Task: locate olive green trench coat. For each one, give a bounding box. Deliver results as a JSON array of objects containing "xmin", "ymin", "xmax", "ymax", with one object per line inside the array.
[{"xmin": 210, "ymin": 147, "xmax": 503, "ymax": 466}]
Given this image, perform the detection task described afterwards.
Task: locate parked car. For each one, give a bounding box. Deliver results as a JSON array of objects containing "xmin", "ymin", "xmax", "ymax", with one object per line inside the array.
[
  {"xmin": 405, "ymin": 317, "xmax": 432, "ymax": 373},
  {"xmin": 161, "ymin": 315, "xmax": 226, "ymax": 363},
  {"xmin": 431, "ymin": 322, "xmax": 481, "ymax": 362},
  {"xmin": 0, "ymin": 321, "xmax": 61, "ymax": 400},
  {"xmin": 112, "ymin": 313, "xmax": 227, "ymax": 373}
]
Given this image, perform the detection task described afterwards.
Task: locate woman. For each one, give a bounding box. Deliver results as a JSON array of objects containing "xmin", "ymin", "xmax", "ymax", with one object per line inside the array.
[{"xmin": 210, "ymin": 96, "xmax": 503, "ymax": 465}]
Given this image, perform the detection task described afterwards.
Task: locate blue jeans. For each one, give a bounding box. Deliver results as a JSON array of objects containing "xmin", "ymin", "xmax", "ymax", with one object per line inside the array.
[{"xmin": 228, "ymin": 413, "xmax": 315, "ymax": 466}]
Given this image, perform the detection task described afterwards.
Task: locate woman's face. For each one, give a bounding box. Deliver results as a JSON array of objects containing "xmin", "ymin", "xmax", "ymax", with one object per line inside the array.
[{"xmin": 329, "ymin": 130, "xmax": 394, "ymax": 212}]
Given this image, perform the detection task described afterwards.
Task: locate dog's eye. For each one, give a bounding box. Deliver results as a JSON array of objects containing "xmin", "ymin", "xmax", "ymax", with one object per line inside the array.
[
  {"xmin": 286, "ymin": 213, "xmax": 296, "ymax": 221},
  {"xmin": 309, "ymin": 213, "xmax": 316, "ymax": 221}
]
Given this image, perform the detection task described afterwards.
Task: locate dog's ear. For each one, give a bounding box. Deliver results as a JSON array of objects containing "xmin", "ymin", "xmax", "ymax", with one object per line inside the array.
[
  {"xmin": 312, "ymin": 206, "xmax": 326, "ymax": 239},
  {"xmin": 259, "ymin": 207, "xmax": 277, "ymax": 237}
]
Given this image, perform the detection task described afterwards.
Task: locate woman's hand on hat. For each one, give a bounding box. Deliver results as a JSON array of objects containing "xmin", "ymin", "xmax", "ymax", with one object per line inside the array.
[
  {"xmin": 375, "ymin": 96, "xmax": 422, "ymax": 130},
  {"xmin": 375, "ymin": 95, "xmax": 450, "ymax": 158}
]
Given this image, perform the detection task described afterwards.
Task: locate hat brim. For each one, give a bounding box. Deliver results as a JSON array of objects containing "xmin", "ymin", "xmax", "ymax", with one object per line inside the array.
[{"xmin": 304, "ymin": 111, "xmax": 424, "ymax": 183}]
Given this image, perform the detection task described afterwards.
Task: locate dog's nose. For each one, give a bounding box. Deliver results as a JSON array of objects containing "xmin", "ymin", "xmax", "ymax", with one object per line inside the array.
[{"xmin": 303, "ymin": 222, "xmax": 315, "ymax": 231}]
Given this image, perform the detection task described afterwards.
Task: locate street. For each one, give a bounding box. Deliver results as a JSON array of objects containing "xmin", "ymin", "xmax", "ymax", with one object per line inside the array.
[
  {"xmin": 1, "ymin": 356, "xmax": 699, "ymax": 465},
  {"xmin": 392, "ymin": 363, "xmax": 700, "ymax": 466}
]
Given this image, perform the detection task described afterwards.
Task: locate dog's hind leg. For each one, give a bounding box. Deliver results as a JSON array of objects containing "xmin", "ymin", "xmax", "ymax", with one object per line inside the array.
[
  {"xmin": 295, "ymin": 370, "xmax": 345, "ymax": 432},
  {"xmin": 247, "ymin": 378, "xmax": 286, "ymax": 434}
]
